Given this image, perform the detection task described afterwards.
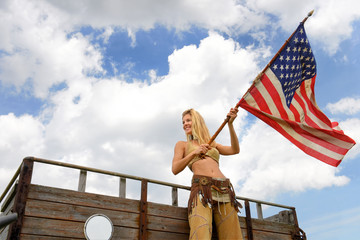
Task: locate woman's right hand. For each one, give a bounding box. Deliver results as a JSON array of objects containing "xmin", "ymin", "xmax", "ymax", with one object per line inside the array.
[{"xmin": 195, "ymin": 144, "xmax": 210, "ymax": 155}]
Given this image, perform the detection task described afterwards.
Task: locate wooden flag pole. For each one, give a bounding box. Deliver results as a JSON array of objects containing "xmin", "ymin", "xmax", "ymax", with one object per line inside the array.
[{"xmin": 207, "ymin": 10, "xmax": 314, "ymax": 145}]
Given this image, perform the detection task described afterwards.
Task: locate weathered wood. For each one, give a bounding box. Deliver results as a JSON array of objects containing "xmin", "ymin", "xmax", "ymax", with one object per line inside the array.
[
  {"xmin": 21, "ymin": 216, "xmax": 139, "ymax": 239},
  {"xmin": 77, "ymin": 169, "xmax": 87, "ymax": 192},
  {"xmin": 265, "ymin": 210, "xmax": 295, "ymax": 224},
  {"xmin": 147, "ymin": 202, "xmax": 187, "ymax": 220},
  {"xmin": 27, "ymin": 184, "xmax": 140, "ymax": 213},
  {"xmin": 172, "ymin": 187, "xmax": 178, "ymax": 206},
  {"xmin": 148, "ymin": 230, "xmax": 188, "ymax": 240},
  {"xmin": 120, "ymin": 177, "xmax": 126, "ymax": 198},
  {"xmin": 139, "ymin": 179, "xmax": 148, "ymax": 240},
  {"xmin": 251, "ymin": 229, "xmax": 294, "ymax": 240},
  {"xmin": 25, "ymin": 198, "xmax": 140, "ymax": 229},
  {"xmin": 0, "ymin": 157, "xmax": 303, "ymax": 240},
  {"xmin": 251, "ymin": 218, "xmax": 296, "ymax": 234},
  {"xmin": 244, "ymin": 200, "xmax": 253, "ymax": 240},
  {"xmin": 147, "ymin": 215, "xmax": 189, "ymax": 234},
  {"xmin": 256, "ymin": 202, "xmax": 263, "ymax": 220},
  {"xmin": 7, "ymin": 158, "xmax": 34, "ymax": 240}
]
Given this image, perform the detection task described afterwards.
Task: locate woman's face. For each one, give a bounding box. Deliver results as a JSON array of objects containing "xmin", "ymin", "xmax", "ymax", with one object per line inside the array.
[{"xmin": 182, "ymin": 114, "xmax": 192, "ymax": 135}]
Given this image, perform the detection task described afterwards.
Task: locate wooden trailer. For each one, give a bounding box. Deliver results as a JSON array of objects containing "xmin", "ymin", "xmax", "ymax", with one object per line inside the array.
[{"xmin": 0, "ymin": 157, "xmax": 306, "ymax": 239}]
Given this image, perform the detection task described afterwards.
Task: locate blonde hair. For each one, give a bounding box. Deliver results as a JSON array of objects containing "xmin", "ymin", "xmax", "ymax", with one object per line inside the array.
[{"xmin": 182, "ymin": 109, "xmax": 216, "ymax": 147}]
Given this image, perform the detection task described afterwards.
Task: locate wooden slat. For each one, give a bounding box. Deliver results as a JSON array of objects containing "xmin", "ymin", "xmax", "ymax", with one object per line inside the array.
[
  {"xmin": 252, "ymin": 229, "xmax": 293, "ymax": 240},
  {"xmin": 20, "ymin": 234, "xmax": 81, "ymax": 240},
  {"xmin": 21, "ymin": 216, "xmax": 84, "ymax": 238},
  {"xmin": 147, "ymin": 202, "xmax": 187, "ymax": 220},
  {"xmin": 251, "ymin": 218, "xmax": 295, "ymax": 234},
  {"xmin": 148, "ymin": 230, "xmax": 188, "ymax": 240},
  {"xmin": 27, "ymin": 184, "xmax": 140, "ymax": 213},
  {"xmin": 21, "ymin": 216, "xmax": 138, "ymax": 239},
  {"xmin": 147, "ymin": 215, "xmax": 189, "ymax": 234},
  {"xmin": 24, "ymin": 198, "xmax": 139, "ymax": 229}
]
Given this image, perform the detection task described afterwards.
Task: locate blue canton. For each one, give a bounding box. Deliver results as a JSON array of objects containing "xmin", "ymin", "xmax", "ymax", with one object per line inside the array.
[{"xmin": 270, "ymin": 23, "xmax": 317, "ymax": 108}]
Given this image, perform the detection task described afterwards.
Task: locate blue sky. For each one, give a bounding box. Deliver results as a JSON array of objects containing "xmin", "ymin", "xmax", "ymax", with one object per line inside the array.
[{"xmin": 0, "ymin": 1, "xmax": 360, "ymax": 239}]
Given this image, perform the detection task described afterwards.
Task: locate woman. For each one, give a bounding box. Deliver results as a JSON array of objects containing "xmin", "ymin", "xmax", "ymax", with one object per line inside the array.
[{"xmin": 172, "ymin": 108, "xmax": 243, "ymax": 240}]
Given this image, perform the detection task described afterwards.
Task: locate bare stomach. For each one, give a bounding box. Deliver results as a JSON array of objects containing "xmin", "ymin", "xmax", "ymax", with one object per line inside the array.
[{"xmin": 191, "ymin": 157, "xmax": 226, "ymax": 178}]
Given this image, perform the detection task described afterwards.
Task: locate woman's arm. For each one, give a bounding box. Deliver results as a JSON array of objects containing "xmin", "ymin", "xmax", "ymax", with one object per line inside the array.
[
  {"xmin": 216, "ymin": 108, "xmax": 240, "ymax": 155},
  {"xmin": 172, "ymin": 141, "xmax": 209, "ymax": 175}
]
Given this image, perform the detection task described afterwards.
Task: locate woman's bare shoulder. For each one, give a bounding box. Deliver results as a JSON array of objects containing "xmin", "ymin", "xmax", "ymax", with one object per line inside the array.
[{"xmin": 175, "ymin": 141, "xmax": 187, "ymax": 147}]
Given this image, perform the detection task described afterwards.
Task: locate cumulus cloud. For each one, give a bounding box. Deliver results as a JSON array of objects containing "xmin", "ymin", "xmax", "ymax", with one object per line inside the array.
[
  {"xmin": 0, "ymin": 113, "xmax": 45, "ymax": 164},
  {"xmin": 0, "ymin": 0, "xmax": 103, "ymax": 98},
  {"xmin": 326, "ymin": 97, "xmax": 360, "ymax": 115},
  {"xmin": 47, "ymin": 0, "xmax": 267, "ymax": 34}
]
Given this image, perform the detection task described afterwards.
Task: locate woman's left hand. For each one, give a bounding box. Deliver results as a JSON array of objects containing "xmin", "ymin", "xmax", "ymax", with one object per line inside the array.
[{"xmin": 227, "ymin": 108, "xmax": 238, "ymax": 124}]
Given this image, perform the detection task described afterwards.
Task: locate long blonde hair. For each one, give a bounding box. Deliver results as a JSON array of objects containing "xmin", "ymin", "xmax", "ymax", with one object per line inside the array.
[{"xmin": 182, "ymin": 109, "xmax": 216, "ymax": 147}]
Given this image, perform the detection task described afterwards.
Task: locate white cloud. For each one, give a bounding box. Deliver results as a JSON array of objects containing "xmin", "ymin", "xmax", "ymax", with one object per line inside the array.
[
  {"xmin": 246, "ymin": 0, "xmax": 360, "ymax": 54},
  {"xmin": 0, "ymin": 0, "xmax": 103, "ymax": 98},
  {"xmin": 335, "ymin": 118, "xmax": 360, "ymax": 160},
  {"xmin": 326, "ymin": 97, "xmax": 360, "ymax": 115},
  {"xmin": 0, "ymin": 113, "xmax": 45, "ymax": 190},
  {"xmin": 306, "ymin": 0, "xmax": 360, "ymax": 55},
  {"xmin": 47, "ymin": 0, "xmax": 267, "ymax": 34}
]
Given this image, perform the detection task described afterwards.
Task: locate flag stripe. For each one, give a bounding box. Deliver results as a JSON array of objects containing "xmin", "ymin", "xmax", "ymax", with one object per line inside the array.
[
  {"xmin": 240, "ymin": 100, "xmax": 347, "ymax": 166},
  {"xmin": 261, "ymin": 72, "xmax": 295, "ymax": 120},
  {"xmin": 251, "ymin": 69, "xmax": 354, "ymax": 148},
  {"xmin": 296, "ymin": 80, "xmax": 331, "ymax": 130},
  {"xmin": 242, "ymin": 88, "xmax": 351, "ymax": 155}
]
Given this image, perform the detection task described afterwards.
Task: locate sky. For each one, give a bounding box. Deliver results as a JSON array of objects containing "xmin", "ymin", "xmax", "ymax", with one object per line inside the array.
[{"xmin": 0, "ymin": 0, "xmax": 359, "ymax": 239}]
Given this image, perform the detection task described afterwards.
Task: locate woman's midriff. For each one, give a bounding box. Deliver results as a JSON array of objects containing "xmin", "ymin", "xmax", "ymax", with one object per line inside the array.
[{"xmin": 191, "ymin": 157, "xmax": 225, "ymax": 178}]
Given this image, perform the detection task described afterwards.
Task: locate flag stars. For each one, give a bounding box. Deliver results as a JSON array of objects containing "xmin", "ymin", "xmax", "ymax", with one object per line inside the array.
[{"xmin": 286, "ymin": 47, "xmax": 291, "ymax": 52}]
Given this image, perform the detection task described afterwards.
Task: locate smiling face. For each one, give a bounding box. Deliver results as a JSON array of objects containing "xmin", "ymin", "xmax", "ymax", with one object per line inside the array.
[{"xmin": 182, "ymin": 113, "xmax": 192, "ymax": 135}]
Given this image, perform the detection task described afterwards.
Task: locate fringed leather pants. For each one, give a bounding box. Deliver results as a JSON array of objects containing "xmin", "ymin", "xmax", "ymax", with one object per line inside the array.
[{"xmin": 188, "ymin": 175, "xmax": 243, "ymax": 240}]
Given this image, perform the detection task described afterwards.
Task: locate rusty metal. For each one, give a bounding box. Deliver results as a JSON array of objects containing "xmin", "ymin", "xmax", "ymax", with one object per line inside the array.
[
  {"xmin": 244, "ymin": 200, "xmax": 253, "ymax": 240},
  {"xmin": 7, "ymin": 157, "xmax": 34, "ymax": 240},
  {"xmin": 139, "ymin": 179, "xmax": 148, "ymax": 240}
]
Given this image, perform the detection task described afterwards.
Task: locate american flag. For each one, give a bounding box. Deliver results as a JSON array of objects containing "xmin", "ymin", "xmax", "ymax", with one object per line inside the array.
[{"xmin": 238, "ymin": 23, "xmax": 356, "ymax": 167}]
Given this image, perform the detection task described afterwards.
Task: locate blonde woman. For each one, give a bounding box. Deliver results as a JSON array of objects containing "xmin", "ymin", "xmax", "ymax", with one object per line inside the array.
[{"xmin": 172, "ymin": 108, "xmax": 243, "ymax": 240}]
